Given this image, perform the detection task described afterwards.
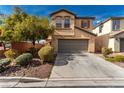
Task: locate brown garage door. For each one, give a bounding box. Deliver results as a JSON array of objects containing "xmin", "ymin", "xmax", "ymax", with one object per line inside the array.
[
  {"xmin": 120, "ymin": 38, "xmax": 124, "ymax": 52},
  {"xmin": 58, "ymin": 39, "xmax": 88, "ymax": 53}
]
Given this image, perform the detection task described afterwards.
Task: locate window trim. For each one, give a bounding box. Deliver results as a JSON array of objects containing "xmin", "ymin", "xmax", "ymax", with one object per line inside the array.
[
  {"xmin": 55, "ymin": 16, "xmax": 62, "ymax": 28},
  {"xmin": 112, "ymin": 19, "xmax": 120, "ymax": 31},
  {"xmin": 64, "ymin": 16, "xmax": 70, "ymax": 28}
]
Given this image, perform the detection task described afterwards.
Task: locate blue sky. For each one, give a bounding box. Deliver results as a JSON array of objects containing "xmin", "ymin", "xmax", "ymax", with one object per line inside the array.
[{"xmin": 1, "ymin": 5, "xmax": 124, "ymax": 26}]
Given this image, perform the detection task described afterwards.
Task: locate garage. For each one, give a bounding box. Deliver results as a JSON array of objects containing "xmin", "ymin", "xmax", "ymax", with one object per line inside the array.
[
  {"xmin": 58, "ymin": 39, "xmax": 88, "ymax": 53},
  {"xmin": 120, "ymin": 38, "xmax": 124, "ymax": 52}
]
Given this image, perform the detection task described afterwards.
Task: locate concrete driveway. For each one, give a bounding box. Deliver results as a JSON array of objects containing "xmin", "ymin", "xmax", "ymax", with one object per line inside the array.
[{"xmin": 47, "ymin": 53, "xmax": 124, "ymax": 87}]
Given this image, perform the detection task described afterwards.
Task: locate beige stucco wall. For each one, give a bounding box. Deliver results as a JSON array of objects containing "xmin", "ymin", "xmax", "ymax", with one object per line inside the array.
[
  {"xmin": 51, "ymin": 10, "xmax": 96, "ymax": 53},
  {"xmin": 75, "ymin": 19, "xmax": 93, "ymax": 30},
  {"xmin": 52, "ymin": 28, "xmax": 96, "ymax": 53},
  {"xmin": 51, "ymin": 11, "xmax": 75, "ymax": 36},
  {"xmin": 95, "ymin": 35, "xmax": 120, "ymax": 52},
  {"xmin": 95, "ymin": 34, "xmax": 109, "ymax": 52},
  {"xmin": 51, "ymin": 11, "xmax": 75, "ymax": 30},
  {"xmin": 93, "ymin": 20, "xmax": 112, "ymax": 36},
  {"xmin": 75, "ymin": 28, "xmax": 96, "ymax": 52},
  {"xmin": 95, "ymin": 33, "xmax": 124, "ymax": 52},
  {"xmin": 108, "ymin": 38, "xmax": 115, "ymax": 52}
]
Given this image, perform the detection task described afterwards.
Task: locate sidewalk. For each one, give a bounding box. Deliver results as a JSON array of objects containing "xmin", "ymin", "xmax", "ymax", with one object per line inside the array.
[{"xmin": 0, "ymin": 77, "xmax": 47, "ymax": 88}]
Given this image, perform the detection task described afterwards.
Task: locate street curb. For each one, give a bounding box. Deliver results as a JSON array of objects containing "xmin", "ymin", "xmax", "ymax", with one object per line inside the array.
[
  {"xmin": 48, "ymin": 77, "xmax": 124, "ymax": 81},
  {"xmin": 0, "ymin": 77, "xmax": 47, "ymax": 83}
]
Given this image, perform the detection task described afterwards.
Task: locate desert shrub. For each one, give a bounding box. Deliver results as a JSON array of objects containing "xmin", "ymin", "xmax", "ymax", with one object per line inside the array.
[
  {"xmin": 4, "ymin": 49, "xmax": 16, "ymax": 61},
  {"xmin": 0, "ymin": 58, "xmax": 11, "ymax": 66},
  {"xmin": 105, "ymin": 57, "xmax": 115, "ymax": 62},
  {"xmin": 102, "ymin": 47, "xmax": 112, "ymax": 57},
  {"xmin": 38, "ymin": 45, "xmax": 54, "ymax": 62},
  {"xmin": 28, "ymin": 47, "xmax": 40, "ymax": 57},
  {"xmin": 0, "ymin": 58, "xmax": 11, "ymax": 73},
  {"xmin": 114, "ymin": 55, "xmax": 124, "ymax": 62},
  {"xmin": 15, "ymin": 53, "xmax": 33, "ymax": 66}
]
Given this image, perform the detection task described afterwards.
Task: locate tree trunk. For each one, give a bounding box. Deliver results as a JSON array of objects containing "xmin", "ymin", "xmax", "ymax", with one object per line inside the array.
[
  {"xmin": 32, "ymin": 40, "xmax": 35, "ymax": 47},
  {"xmin": 2, "ymin": 42, "xmax": 6, "ymax": 50}
]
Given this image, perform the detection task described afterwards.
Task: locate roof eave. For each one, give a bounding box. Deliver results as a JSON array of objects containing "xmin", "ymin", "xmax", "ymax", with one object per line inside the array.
[
  {"xmin": 75, "ymin": 26, "xmax": 97, "ymax": 36},
  {"xmin": 76, "ymin": 17, "xmax": 96, "ymax": 20},
  {"xmin": 49, "ymin": 9, "xmax": 76, "ymax": 17}
]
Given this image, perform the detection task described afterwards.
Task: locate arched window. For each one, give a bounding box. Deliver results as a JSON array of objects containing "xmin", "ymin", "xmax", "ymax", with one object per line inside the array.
[
  {"xmin": 64, "ymin": 17, "xmax": 70, "ymax": 28},
  {"xmin": 56, "ymin": 17, "xmax": 62, "ymax": 28}
]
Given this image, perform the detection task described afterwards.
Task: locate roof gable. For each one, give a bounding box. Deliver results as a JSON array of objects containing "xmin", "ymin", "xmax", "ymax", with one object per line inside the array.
[
  {"xmin": 93, "ymin": 17, "xmax": 124, "ymax": 30},
  {"xmin": 50, "ymin": 9, "xmax": 76, "ymax": 17}
]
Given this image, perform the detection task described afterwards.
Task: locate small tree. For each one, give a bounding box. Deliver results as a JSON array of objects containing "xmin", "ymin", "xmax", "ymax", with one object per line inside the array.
[
  {"xmin": 1, "ymin": 6, "xmax": 28, "ymax": 43},
  {"xmin": 1, "ymin": 6, "xmax": 54, "ymax": 48},
  {"xmin": 15, "ymin": 16, "xmax": 54, "ymax": 46}
]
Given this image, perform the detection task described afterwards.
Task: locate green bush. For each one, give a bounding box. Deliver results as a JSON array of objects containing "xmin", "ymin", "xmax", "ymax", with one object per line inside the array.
[
  {"xmin": 114, "ymin": 55, "xmax": 124, "ymax": 62},
  {"xmin": 0, "ymin": 58, "xmax": 11, "ymax": 66},
  {"xmin": 38, "ymin": 45, "xmax": 54, "ymax": 62},
  {"xmin": 102, "ymin": 47, "xmax": 112, "ymax": 57},
  {"xmin": 4, "ymin": 49, "xmax": 16, "ymax": 61},
  {"xmin": 15, "ymin": 53, "xmax": 33, "ymax": 66},
  {"xmin": 0, "ymin": 58, "xmax": 11, "ymax": 73}
]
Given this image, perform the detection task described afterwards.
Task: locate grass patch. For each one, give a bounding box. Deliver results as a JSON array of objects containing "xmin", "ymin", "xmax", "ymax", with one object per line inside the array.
[
  {"xmin": 105, "ymin": 55, "xmax": 124, "ymax": 62},
  {"xmin": 105, "ymin": 57, "xmax": 115, "ymax": 62}
]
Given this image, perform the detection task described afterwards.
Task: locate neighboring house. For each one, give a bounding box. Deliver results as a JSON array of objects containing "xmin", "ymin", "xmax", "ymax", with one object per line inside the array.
[
  {"xmin": 50, "ymin": 9, "xmax": 96, "ymax": 53},
  {"xmin": 0, "ymin": 13, "xmax": 7, "ymax": 25},
  {"xmin": 93, "ymin": 17, "xmax": 124, "ymax": 52}
]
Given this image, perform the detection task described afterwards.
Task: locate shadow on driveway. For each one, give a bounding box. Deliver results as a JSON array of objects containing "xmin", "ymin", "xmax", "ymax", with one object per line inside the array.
[{"xmin": 54, "ymin": 52, "xmax": 88, "ymax": 66}]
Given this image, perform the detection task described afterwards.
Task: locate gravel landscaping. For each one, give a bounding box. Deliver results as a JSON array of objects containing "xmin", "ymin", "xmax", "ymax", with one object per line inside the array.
[
  {"xmin": 0, "ymin": 58, "xmax": 54, "ymax": 79},
  {"xmin": 0, "ymin": 44, "xmax": 56, "ymax": 79},
  {"xmin": 114, "ymin": 62, "xmax": 124, "ymax": 68}
]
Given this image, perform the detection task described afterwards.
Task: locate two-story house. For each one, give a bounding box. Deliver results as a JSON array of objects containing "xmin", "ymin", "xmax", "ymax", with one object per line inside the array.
[
  {"xmin": 50, "ymin": 9, "xmax": 96, "ymax": 53},
  {"xmin": 93, "ymin": 17, "xmax": 124, "ymax": 52}
]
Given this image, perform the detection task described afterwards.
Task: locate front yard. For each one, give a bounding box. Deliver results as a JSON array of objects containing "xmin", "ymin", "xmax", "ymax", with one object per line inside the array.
[
  {"xmin": 0, "ymin": 44, "xmax": 56, "ymax": 79},
  {"xmin": 0, "ymin": 6, "xmax": 56, "ymax": 79},
  {"xmin": 0, "ymin": 58, "xmax": 54, "ymax": 79}
]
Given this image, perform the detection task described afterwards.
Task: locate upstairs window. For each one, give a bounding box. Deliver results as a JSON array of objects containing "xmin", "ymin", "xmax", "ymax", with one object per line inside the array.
[
  {"xmin": 56, "ymin": 17, "xmax": 62, "ymax": 28},
  {"xmin": 99, "ymin": 25, "xmax": 103, "ymax": 33},
  {"xmin": 81, "ymin": 20, "xmax": 90, "ymax": 28},
  {"xmin": 64, "ymin": 17, "xmax": 70, "ymax": 28},
  {"xmin": 112, "ymin": 20, "xmax": 120, "ymax": 31}
]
